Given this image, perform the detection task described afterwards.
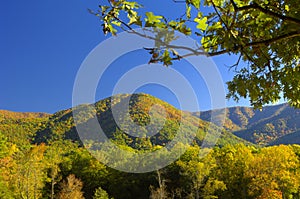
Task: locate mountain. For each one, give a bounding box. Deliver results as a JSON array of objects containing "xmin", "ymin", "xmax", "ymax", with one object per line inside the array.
[
  {"xmin": 193, "ymin": 103, "xmax": 300, "ymax": 145},
  {"xmin": 0, "ymin": 110, "xmax": 50, "ymax": 148},
  {"xmin": 0, "ymin": 110, "xmax": 49, "ymax": 120},
  {"xmin": 0, "ymin": 94, "xmax": 246, "ymax": 151},
  {"xmin": 269, "ymin": 130, "xmax": 300, "ymax": 145},
  {"xmin": 5, "ymin": 94, "xmax": 300, "ymax": 147}
]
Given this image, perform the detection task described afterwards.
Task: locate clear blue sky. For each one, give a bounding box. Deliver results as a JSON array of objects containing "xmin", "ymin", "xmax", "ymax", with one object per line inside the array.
[{"xmin": 0, "ymin": 0, "xmax": 251, "ymax": 113}]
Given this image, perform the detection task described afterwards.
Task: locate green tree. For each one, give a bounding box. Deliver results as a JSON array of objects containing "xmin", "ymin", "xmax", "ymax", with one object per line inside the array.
[
  {"xmin": 93, "ymin": 187, "xmax": 112, "ymax": 199},
  {"xmin": 94, "ymin": 0, "xmax": 300, "ymax": 109}
]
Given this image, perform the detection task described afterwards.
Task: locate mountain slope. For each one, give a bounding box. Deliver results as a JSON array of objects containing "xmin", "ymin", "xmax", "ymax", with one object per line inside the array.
[
  {"xmin": 0, "ymin": 110, "xmax": 49, "ymax": 120},
  {"xmin": 0, "ymin": 110, "xmax": 49, "ymax": 148},
  {"xmin": 0, "ymin": 94, "xmax": 255, "ymax": 148},
  {"xmin": 269, "ymin": 130, "xmax": 300, "ymax": 145},
  {"xmin": 193, "ymin": 103, "xmax": 300, "ymax": 145},
  {"xmin": 34, "ymin": 93, "xmax": 246, "ymax": 148},
  {"xmin": 3, "ymin": 96, "xmax": 300, "ymax": 146}
]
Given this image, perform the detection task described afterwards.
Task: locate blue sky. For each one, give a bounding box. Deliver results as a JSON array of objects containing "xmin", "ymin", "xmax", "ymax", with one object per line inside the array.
[{"xmin": 1, "ymin": 0, "xmax": 251, "ymax": 113}]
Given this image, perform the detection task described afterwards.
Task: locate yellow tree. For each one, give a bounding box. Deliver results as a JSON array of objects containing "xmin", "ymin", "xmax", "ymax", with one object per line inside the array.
[
  {"xmin": 0, "ymin": 131, "xmax": 17, "ymax": 198},
  {"xmin": 248, "ymin": 145, "xmax": 300, "ymax": 199},
  {"xmin": 13, "ymin": 144, "xmax": 47, "ymax": 199},
  {"xmin": 45, "ymin": 139, "xmax": 75, "ymax": 199},
  {"xmin": 177, "ymin": 146, "xmax": 225, "ymax": 199},
  {"xmin": 213, "ymin": 144, "xmax": 255, "ymax": 199},
  {"xmin": 57, "ymin": 174, "xmax": 85, "ymax": 199}
]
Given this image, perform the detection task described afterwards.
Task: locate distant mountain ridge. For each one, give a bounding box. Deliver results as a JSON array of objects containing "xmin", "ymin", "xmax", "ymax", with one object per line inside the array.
[
  {"xmin": 0, "ymin": 110, "xmax": 50, "ymax": 119},
  {"xmin": 193, "ymin": 103, "xmax": 300, "ymax": 145}
]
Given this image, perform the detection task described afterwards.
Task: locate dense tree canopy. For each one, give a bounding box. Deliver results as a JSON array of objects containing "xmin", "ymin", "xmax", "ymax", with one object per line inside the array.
[
  {"xmin": 2, "ymin": 107, "xmax": 300, "ymax": 198},
  {"xmin": 93, "ymin": 0, "xmax": 300, "ymax": 109}
]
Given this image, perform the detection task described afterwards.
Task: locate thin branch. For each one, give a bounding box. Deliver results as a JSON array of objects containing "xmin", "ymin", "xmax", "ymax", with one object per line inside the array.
[
  {"xmin": 227, "ymin": 53, "xmax": 242, "ymax": 71},
  {"xmin": 172, "ymin": 0, "xmax": 185, "ymax": 2},
  {"xmin": 211, "ymin": 1, "xmax": 230, "ymax": 32},
  {"xmin": 229, "ymin": 0, "xmax": 238, "ymax": 10}
]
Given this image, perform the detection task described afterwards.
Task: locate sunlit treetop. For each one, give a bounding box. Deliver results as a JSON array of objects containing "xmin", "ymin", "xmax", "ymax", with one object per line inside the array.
[{"xmin": 91, "ymin": 0, "xmax": 300, "ymax": 109}]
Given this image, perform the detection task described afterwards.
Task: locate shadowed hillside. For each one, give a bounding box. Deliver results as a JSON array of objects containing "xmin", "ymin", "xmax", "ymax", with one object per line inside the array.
[{"xmin": 193, "ymin": 103, "xmax": 300, "ymax": 145}]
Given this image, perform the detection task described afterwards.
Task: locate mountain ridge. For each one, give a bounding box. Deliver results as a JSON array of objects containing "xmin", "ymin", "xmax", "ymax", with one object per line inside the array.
[
  {"xmin": 0, "ymin": 93, "xmax": 248, "ymax": 150},
  {"xmin": 0, "ymin": 110, "xmax": 50, "ymax": 119},
  {"xmin": 2, "ymin": 94, "xmax": 299, "ymax": 146},
  {"xmin": 192, "ymin": 103, "xmax": 300, "ymax": 145}
]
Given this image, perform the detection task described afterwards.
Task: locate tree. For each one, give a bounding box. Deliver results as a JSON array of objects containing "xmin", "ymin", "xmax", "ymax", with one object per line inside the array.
[
  {"xmin": 149, "ymin": 170, "xmax": 169, "ymax": 199},
  {"xmin": 0, "ymin": 131, "xmax": 16, "ymax": 199},
  {"xmin": 57, "ymin": 174, "xmax": 85, "ymax": 199},
  {"xmin": 248, "ymin": 145, "xmax": 300, "ymax": 199},
  {"xmin": 45, "ymin": 139, "xmax": 74, "ymax": 199},
  {"xmin": 93, "ymin": 0, "xmax": 300, "ymax": 109},
  {"xmin": 93, "ymin": 187, "xmax": 111, "ymax": 199},
  {"xmin": 176, "ymin": 146, "xmax": 225, "ymax": 199},
  {"xmin": 13, "ymin": 144, "xmax": 48, "ymax": 199},
  {"xmin": 213, "ymin": 144, "xmax": 255, "ymax": 198}
]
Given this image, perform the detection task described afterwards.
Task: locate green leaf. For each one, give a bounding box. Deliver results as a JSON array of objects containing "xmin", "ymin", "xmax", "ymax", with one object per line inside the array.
[
  {"xmin": 100, "ymin": 6, "xmax": 110, "ymax": 14},
  {"xmin": 162, "ymin": 50, "xmax": 172, "ymax": 66},
  {"xmin": 194, "ymin": 17, "xmax": 208, "ymax": 31},
  {"xmin": 112, "ymin": 21, "xmax": 121, "ymax": 27},
  {"xmin": 208, "ymin": 22, "xmax": 222, "ymax": 31},
  {"xmin": 108, "ymin": 23, "xmax": 117, "ymax": 35},
  {"xmin": 168, "ymin": 20, "xmax": 177, "ymax": 28},
  {"xmin": 186, "ymin": 5, "xmax": 192, "ymax": 19},
  {"xmin": 145, "ymin": 12, "xmax": 163, "ymax": 24},
  {"xmin": 190, "ymin": 0, "xmax": 200, "ymax": 9},
  {"xmin": 179, "ymin": 25, "xmax": 192, "ymax": 35},
  {"xmin": 285, "ymin": 5, "xmax": 289, "ymax": 11},
  {"xmin": 128, "ymin": 13, "xmax": 142, "ymax": 26}
]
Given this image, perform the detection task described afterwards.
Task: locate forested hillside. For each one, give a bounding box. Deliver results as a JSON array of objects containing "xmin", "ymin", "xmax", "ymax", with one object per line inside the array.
[
  {"xmin": 33, "ymin": 94, "xmax": 244, "ymax": 148},
  {"xmin": 194, "ymin": 103, "xmax": 300, "ymax": 145},
  {"xmin": 1, "ymin": 94, "xmax": 300, "ymax": 198}
]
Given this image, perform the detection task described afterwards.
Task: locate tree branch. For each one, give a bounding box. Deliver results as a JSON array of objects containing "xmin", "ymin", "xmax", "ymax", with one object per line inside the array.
[
  {"xmin": 172, "ymin": 0, "xmax": 185, "ymax": 2},
  {"xmin": 243, "ymin": 30, "xmax": 300, "ymax": 48},
  {"xmin": 230, "ymin": 0, "xmax": 300, "ymax": 25}
]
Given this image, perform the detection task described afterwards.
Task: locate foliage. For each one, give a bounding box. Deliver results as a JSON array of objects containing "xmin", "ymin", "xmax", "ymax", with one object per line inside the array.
[
  {"xmin": 57, "ymin": 174, "xmax": 85, "ymax": 199},
  {"xmin": 2, "ymin": 95, "xmax": 300, "ymax": 198},
  {"xmin": 93, "ymin": 187, "xmax": 112, "ymax": 199},
  {"xmin": 93, "ymin": 0, "xmax": 300, "ymax": 109},
  {"xmin": 13, "ymin": 144, "xmax": 48, "ymax": 199}
]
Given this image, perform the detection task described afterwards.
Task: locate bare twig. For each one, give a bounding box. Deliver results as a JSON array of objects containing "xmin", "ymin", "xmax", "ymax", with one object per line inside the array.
[{"xmin": 227, "ymin": 53, "xmax": 242, "ymax": 71}]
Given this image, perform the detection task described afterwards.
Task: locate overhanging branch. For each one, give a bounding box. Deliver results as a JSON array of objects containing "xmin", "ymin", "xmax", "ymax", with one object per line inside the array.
[
  {"xmin": 230, "ymin": 0, "xmax": 300, "ymax": 25},
  {"xmin": 243, "ymin": 30, "xmax": 300, "ymax": 48}
]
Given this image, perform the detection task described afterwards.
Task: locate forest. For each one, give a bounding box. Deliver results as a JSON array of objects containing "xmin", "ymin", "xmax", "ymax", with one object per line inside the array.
[
  {"xmin": 1, "ymin": 130, "xmax": 300, "ymax": 199},
  {"xmin": 1, "ymin": 94, "xmax": 300, "ymax": 199}
]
